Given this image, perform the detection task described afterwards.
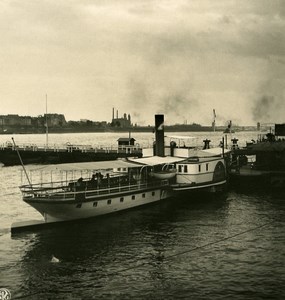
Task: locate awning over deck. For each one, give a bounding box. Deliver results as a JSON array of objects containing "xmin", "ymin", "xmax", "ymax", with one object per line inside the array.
[
  {"xmin": 166, "ymin": 135, "xmax": 197, "ymax": 140},
  {"xmin": 26, "ymin": 159, "xmax": 144, "ymax": 172},
  {"xmin": 127, "ymin": 156, "xmax": 185, "ymax": 166},
  {"xmin": 197, "ymin": 147, "xmax": 231, "ymax": 156}
]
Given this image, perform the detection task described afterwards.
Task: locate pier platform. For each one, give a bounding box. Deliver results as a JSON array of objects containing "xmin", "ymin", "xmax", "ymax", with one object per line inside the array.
[{"xmin": 11, "ymin": 220, "xmax": 60, "ymax": 234}]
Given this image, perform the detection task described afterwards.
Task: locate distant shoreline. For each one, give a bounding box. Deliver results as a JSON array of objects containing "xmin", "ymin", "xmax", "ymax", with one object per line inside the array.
[{"xmin": 0, "ymin": 124, "xmax": 258, "ymax": 135}]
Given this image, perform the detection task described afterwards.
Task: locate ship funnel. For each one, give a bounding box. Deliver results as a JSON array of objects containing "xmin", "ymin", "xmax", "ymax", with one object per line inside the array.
[{"xmin": 154, "ymin": 114, "xmax": 165, "ymax": 157}]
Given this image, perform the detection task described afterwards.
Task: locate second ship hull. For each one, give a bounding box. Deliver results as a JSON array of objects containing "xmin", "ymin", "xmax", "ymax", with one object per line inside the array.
[{"xmin": 24, "ymin": 187, "xmax": 172, "ymax": 223}]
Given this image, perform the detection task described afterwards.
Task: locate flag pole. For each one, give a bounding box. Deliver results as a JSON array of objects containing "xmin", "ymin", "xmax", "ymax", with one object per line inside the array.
[{"xmin": 45, "ymin": 94, "xmax": 49, "ymax": 148}]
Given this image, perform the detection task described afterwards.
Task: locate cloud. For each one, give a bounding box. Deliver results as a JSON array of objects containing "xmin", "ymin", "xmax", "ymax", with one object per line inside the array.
[
  {"xmin": 125, "ymin": 69, "xmax": 199, "ymax": 125},
  {"xmin": 252, "ymin": 75, "xmax": 285, "ymax": 124},
  {"xmin": 0, "ymin": 0, "xmax": 284, "ymax": 125},
  {"xmin": 252, "ymin": 93, "xmax": 285, "ymax": 124}
]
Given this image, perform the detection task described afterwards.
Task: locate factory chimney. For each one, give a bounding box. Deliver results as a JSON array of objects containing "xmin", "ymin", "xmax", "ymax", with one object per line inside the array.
[{"xmin": 112, "ymin": 107, "xmax": 114, "ymax": 121}]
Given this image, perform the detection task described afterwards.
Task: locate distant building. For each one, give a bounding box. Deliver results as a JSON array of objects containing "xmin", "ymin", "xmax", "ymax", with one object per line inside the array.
[
  {"xmin": 117, "ymin": 137, "xmax": 136, "ymax": 146},
  {"xmin": 0, "ymin": 114, "xmax": 32, "ymax": 126},
  {"xmin": 257, "ymin": 122, "xmax": 261, "ymax": 131},
  {"xmin": 94, "ymin": 121, "xmax": 107, "ymax": 127},
  {"xmin": 275, "ymin": 124, "xmax": 285, "ymax": 136},
  {"xmin": 43, "ymin": 114, "xmax": 67, "ymax": 127},
  {"xmin": 0, "ymin": 113, "xmax": 66, "ymax": 130},
  {"xmin": 112, "ymin": 108, "xmax": 132, "ymax": 128}
]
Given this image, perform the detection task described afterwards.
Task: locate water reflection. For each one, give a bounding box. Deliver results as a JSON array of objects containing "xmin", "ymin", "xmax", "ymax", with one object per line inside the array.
[
  {"xmin": 13, "ymin": 195, "xmax": 227, "ymax": 298},
  {"xmin": 6, "ymin": 190, "xmax": 285, "ymax": 299}
]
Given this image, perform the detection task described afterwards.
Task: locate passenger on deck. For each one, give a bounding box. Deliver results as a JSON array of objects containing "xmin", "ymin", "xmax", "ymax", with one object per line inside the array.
[
  {"xmin": 76, "ymin": 177, "xmax": 84, "ymax": 191},
  {"xmin": 89, "ymin": 174, "xmax": 97, "ymax": 188},
  {"xmin": 106, "ymin": 173, "xmax": 110, "ymax": 187},
  {"xmin": 97, "ymin": 172, "xmax": 103, "ymax": 186}
]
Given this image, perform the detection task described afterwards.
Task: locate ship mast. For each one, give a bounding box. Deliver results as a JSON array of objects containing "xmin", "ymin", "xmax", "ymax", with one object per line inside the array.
[{"xmin": 45, "ymin": 94, "xmax": 49, "ymax": 148}]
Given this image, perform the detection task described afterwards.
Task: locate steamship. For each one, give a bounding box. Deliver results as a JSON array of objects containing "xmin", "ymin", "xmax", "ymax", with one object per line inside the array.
[
  {"xmin": 16, "ymin": 115, "xmax": 230, "ymax": 227},
  {"xmin": 129, "ymin": 114, "xmax": 229, "ymax": 193},
  {"xmin": 19, "ymin": 160, "xmax": 174, "ymax": 223}
]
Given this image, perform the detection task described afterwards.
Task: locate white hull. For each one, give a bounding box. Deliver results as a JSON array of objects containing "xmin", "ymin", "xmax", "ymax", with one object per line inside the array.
[{"xmin": 25, "ymin": 188, "xmax": 172, "ymax": 222}]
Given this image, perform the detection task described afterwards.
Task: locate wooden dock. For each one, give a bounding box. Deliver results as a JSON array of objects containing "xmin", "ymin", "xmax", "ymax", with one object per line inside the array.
[{"xmin": 11, "ymin": 220, "xmax": 62, "ymax": 234}]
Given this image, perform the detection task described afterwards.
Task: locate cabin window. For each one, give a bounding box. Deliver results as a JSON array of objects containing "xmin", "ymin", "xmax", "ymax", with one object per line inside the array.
[
  {"xmin": 76, "ymin": 203, "xmax": 82, "ymax": 208},
  {"xmin": 107, "ymin": 199, "xmax": 112, "ymax": 205},
  {"xmin": 178, "ymin": 165, "xmax": 182, "ymax": 172},
  {"xmin": 93, "ymin": 201, "xmax": 98, "ymax": 207},
  {"xmin": 198, "ymin": 165, "xmax": 201, "ymax": 172},
  {"xmin": 184, "ymin": 165, "xmax": 188, "ymax": 173},
  {"xmin": 120, "ymin": 197, "xmax": 124, "ymax": 202},
  {"xmin": 117, "ymin": 168, "xmax": 121, "ymax": 171},
  {"xmin": 152, "ymin": 191, "xmax": 155, "ymax": 196},
  {"xmin": 142, "ymin": 193, "xmax": 145, "ymax": 198},
  {"xmin": 123, "ymin": 168, "xmax": 127, "ymax": 171},
  {"xmin": 132, "ymin": 195, "xmax": 136, "ymax": 200},
  {"xmin": 206, "ymin": 163, "xmax": 209, "ymax": 171}
]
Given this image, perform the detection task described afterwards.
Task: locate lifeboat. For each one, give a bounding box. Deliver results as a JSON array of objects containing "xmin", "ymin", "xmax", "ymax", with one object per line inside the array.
[{"xmin": 150, "ymin": 169, "xmax": 177, "ymax": 179}]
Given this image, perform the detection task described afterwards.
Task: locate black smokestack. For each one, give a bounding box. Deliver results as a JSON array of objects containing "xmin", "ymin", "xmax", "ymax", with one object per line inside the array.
[{"xmin": 155, "ymin": 114, "xmax": 165, "ymax": 157}]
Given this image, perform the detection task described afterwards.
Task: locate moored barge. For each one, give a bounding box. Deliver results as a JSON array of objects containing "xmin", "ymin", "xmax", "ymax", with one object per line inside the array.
[
  {"xmin": 230, "ymin": 124, "xmax": 285, "ymax": 187},
  {"xmin": 0, "ymin": 138, "xmax": 142, "ymax": 166}
]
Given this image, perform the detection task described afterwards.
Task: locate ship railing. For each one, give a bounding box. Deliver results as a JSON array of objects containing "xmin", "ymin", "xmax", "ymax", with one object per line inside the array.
[
  {"xmin": 20, "ymin": 178, "xmax": 169, "ymax": 200},
  {"xmin": 1, "ymin": 142, "xmax": 142, "ymax": 153},
  {"xmin": 1, "ymin": 143, "xmax": 69, "ymax": 152}
]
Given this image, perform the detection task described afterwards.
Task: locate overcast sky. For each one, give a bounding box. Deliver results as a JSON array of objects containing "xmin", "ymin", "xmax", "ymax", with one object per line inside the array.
[{"xmin": 0, "ymin": 0, "xmax": 284, "ymax": 126}]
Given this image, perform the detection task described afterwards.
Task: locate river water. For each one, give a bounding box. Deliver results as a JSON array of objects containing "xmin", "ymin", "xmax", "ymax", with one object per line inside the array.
[{"xmin": 0, "ymin": 132, "xmax": 284, "ymax": 299}]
